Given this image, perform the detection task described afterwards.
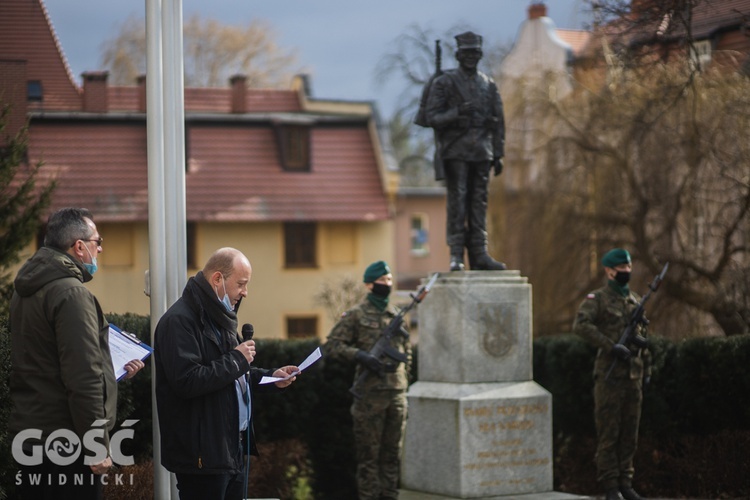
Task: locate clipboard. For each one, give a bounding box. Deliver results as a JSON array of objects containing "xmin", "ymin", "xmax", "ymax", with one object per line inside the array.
[{"xmin": 108, "ymin": 324, "xmax": 153, "ymax": 381}]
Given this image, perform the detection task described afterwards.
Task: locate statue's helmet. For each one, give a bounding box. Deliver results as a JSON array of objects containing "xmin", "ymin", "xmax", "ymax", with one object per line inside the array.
[{"xmin": 455, "ymin": 31, "xmax": 483, "ymax": 50}]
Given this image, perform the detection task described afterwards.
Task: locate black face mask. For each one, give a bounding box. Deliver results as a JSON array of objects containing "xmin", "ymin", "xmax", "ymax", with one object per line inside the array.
[
  {"xmin": 371, "ymin": 283, "xmax": 392, "ymax": 298},
  {"xmin": 614, "ymin": 271, "xmax": 631, "ymax": 285}
]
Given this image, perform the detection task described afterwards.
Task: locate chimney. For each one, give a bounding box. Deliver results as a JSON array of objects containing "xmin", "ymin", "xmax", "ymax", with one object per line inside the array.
[
  {"xmin": 82, "ymin": 71, "xmax": 109, "ymax": 113},
  {"xmin": 137, "ymin": 74, "xmax": 147, "ymax": 113},
  {"xmin": 0, "ymin": 60, "xmax": 29, "ymax": 146},
  {"xmin": 529, "ymin": 2, "xmax": 547, "ymax": 20},
  {"xmin": 230, "ymin": 74, "xmax": 247, "ymax": 113}
]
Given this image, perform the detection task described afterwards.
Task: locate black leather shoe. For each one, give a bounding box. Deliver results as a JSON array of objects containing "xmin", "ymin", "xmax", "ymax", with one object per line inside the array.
[
  {"xmin": 606, "ymin": 488, "xmax": 625, "ymax": 500},
  {"xmin": 620, "ymin": 486, "xmax": 644, "ymax": 500}
]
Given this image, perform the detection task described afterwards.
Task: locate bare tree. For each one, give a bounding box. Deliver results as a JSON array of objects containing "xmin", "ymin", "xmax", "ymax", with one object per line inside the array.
[
  {"xmin": 486, "ymin": 0, "xmax": 750, "ymax": 338},
  {"xmin": 99, "ymin": 16, "xmax": 146, "ymax": 85},
  {"xmin": 100, "ymin": 15, "xmax": 304, "ymax": 87},
  {"xmin": 313, "ymin": 274, "xmax": 367, "ymax": 323},
  {"xmin": 497, "ymin": 62, "xmax": 750, "ymax": 337}
]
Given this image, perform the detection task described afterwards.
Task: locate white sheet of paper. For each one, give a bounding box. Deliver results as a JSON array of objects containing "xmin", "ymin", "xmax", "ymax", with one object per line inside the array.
[
  {"xmin": 259, "ymin": 347, "xmax": 322, "ymax": 384},
  {"xmin": 109, "ymin": 325, "xmax": 152, "ymax": 381}
]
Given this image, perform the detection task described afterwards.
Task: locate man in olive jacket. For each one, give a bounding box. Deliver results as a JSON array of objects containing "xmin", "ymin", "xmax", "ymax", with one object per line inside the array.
[
  {"xmin": 155, "ymin": 247, "xmax": 297, "ymax": 500},
  {"xmin": 10, "ymin": 207, "xmax": 143, "ymax": 500},
  {"xmin": 573, "ymin": 248, "xmax": 651, "ymax": 500},
  {"xmin": 324, "ymin": 260, "xmax": 411, "ymax": 500}
]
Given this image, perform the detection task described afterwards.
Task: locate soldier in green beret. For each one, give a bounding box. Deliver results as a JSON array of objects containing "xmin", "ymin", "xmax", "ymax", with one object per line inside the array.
[
  {"xmin": 573, "ymin": 248, "xmax": 651, "ymax": 500},
  {"xmin": 323, "ymin": 260, "xmax": 411, "ymax": 500}
]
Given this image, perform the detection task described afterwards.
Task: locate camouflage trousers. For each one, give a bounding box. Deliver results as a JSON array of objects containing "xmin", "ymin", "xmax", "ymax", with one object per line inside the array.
[
  {"xmin": 351, "ymin": 390, "xmax": 408, "ymax": 500},
  {"xmin": 593, "ymin": 376, "xmax": 643, "ymax": 489}
]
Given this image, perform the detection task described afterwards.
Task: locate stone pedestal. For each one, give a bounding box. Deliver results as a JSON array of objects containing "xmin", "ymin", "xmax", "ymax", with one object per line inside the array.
[{"xmin": 402, "ymin": 271, "xmax": 554, "ymax": 499}]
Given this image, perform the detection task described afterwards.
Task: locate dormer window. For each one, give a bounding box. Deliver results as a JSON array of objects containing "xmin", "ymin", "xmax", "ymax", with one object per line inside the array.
[
  {"xmin": 273, "ymin": 121, "xmax": 311, "ymax": 172},
  {"xmin": 27, "ymin": 81, "xmax": 43, "ymax": 102}
]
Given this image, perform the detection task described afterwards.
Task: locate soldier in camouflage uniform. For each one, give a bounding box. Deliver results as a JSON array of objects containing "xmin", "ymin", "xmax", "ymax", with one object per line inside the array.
[
  {"xmin": 424, "ymin": 31, "xmax": 507, "ymax": 272},
  {"xmin": 324, "ymin": 261, "xmax": 411, "ymax": 500},
  {"xmin": 573, "ymin": 248, "xmax": 651, "ymax": 500}
]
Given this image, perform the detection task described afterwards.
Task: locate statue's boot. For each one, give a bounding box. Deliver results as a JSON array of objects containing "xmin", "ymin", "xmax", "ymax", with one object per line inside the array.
[
  {"xmin": 619, "ymin": 486, "xmax": 644, "ymax": 500},
  {"xmin": 606, "ymin": 489, "xmax": 625, "ymax": 500},
  {"xmin": 449, "ymin": 248, "xmax": 465, "ymax": 271},
  {"xmin": 468, "ymin": 246, "xmax": 507, "ymax": 271}
]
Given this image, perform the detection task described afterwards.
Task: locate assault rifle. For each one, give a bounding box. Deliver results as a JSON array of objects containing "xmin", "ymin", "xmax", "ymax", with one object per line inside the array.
[
  {"xmin": 605, "ymin": 262, "xmax": 669, "ymax": 381},
  {"xmin": 349, "ymin": 273, "xmax": 439, "ymax": 399}
]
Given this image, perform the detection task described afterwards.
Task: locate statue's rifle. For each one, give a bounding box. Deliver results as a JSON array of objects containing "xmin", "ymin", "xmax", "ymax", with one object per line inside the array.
[
  {"xmin": 414, "ymin": 40, "xmax": 442, "ymax": 127},
  {"xmin": 414, "ymin": 40, "xmax": 446, "ymax": 180}
]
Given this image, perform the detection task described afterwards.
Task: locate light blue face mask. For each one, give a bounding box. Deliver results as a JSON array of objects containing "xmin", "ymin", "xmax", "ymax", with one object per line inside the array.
[
  {"xmin": 217, "ymin": 276, "xmax": 233, "ymax": 312},
  {"xmin": 82, "ymin": 243, "xmax": 98, "ymax": 275}
]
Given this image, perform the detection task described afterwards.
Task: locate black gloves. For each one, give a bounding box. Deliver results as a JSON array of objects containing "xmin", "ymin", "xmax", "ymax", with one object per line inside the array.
[
  {"xmin": 611, "ymin": 343, "xmax": 632, "ymax": 361},
  {"xmin": 493, "ymin": 157, "xmax": 504, "ymax": 176},
  {"xmin": 355, "ymin": 350, "xmax": 383, "ymax": 374}
]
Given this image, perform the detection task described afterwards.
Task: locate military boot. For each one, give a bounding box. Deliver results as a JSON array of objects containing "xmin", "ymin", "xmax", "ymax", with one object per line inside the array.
[
  {"xmin": 606, "ymin": 488, "xmax": 625, "ymax": 500},
  {"xmin": 620, "ymin": 486, "xmax": 644, "ymax": 500},
  {"xmin": 468, "ymin": 246, "xmax": 507, "ymax": 271}
]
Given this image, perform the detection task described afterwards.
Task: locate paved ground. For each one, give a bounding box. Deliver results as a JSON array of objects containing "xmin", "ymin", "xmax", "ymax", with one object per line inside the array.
[{"xmin": 399, "ymin": 491, "xmax": 723, "ymax": 500}]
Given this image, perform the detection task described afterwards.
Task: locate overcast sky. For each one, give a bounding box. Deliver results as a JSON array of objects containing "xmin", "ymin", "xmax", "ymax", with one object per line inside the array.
[{"xmin": 44, "ymin": 0, "xmax": 591, "ymax": 116}]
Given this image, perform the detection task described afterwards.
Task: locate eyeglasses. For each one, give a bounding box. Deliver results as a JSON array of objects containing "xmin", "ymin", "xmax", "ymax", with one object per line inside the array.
[{"xmin": 69, "ymin": 237, "xmax": 103, "ymax": 249}]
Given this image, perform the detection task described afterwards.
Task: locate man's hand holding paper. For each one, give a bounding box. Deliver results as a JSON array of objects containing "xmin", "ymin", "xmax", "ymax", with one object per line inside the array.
[
  {"xmin": 270, "ymin": 366, "xmax": 299, "ymax": 388},
  {"xmin": 260, "ymin": 347, "xmax": 322, "ymax": 385}
]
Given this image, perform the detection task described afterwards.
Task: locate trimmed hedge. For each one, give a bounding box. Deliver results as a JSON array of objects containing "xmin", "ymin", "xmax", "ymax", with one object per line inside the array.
[{"xmin": 2, "ymin": 314, "xmax": 749, "ymax": 498}]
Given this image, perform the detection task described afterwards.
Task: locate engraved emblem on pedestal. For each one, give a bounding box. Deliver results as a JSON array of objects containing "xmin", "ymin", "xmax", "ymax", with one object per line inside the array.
[{"xmin": 479, "ymin": 303, "xmax": 516, "ymax": 358}]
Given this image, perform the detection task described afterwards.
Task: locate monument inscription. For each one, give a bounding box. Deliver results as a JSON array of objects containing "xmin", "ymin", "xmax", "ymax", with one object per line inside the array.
[{"xmin": 460, "ymin": 398, "xmax": 552, "ymax": 496}]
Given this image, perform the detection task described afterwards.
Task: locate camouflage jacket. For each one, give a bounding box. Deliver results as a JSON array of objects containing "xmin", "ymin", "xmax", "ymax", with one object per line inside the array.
[
  {"xmin": 324, "ymin": 300, "xmax": 412, "ymax": 393},
  {"xmin": 573, "ymin": 284, "xmax": 651, "ymax": 381}
]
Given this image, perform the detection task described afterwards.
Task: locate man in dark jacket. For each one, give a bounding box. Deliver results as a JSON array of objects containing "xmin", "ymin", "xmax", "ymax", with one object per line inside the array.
[
  {"xmin": 10, "ymin": 207, "xmax": 144, "ymax": 500},
  {"xmin": 154, "ymin": 247, "xmax": 297, "ymax": 500}
]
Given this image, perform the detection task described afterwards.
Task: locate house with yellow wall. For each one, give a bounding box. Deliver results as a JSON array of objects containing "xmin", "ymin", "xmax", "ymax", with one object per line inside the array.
[{"xmin": 0, "ymin": 0, "xmax": 399, "ymax": 339}]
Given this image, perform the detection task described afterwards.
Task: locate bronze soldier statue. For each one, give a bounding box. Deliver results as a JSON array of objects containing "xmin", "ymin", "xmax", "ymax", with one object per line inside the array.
[{"xmin": 419, "ymin": 31, "xmax": 507, "ymax": 271}]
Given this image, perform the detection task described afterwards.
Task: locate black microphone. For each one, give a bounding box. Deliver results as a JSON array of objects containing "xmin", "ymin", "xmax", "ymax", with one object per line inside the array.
[
  {"xmin": 241, "ymin": 323, "xmax": 254, "ymax": 342},
  {"xmin": 240, "ymin": 324, "xmax": 254, "ymax": 397}
]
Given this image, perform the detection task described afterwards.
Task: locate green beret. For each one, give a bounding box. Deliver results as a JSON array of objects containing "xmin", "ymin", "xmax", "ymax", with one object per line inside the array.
[
  {"xmin": 363, "ymin": 260, "xmax": 390, "ymax": 283},
  {"xmin": 601, "ymin": 248, "xmax": 631, "ymax": 268}
]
